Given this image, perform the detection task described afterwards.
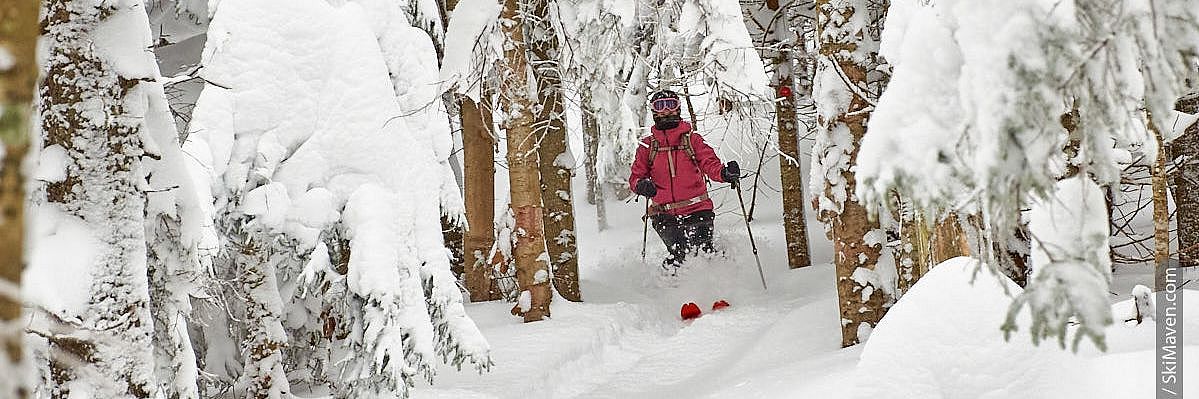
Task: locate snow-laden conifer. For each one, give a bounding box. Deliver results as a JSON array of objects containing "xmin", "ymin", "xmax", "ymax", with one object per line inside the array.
[
  {"xmin": 857, "ymin": 0, "xmax": 1199, "ymax": 348},
  {"xmin": 187, "ymin": 0, "xmax": 491, "ymax": 396}
]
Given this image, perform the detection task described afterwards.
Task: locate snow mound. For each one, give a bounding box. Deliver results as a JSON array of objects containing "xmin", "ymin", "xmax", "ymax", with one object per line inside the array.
[
  {"xmin": 855, "ymin": 257, "xmax": 1070, "ymax": 398},
  {"xmin": 856, "ymin": 257, "xmax": 1199, "ymax": 399}
]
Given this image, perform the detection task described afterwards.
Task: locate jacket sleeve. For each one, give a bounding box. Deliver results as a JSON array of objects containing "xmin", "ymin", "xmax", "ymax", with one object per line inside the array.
[
  {"xmin": 691, "ymin": 133, "xmax": 726, "ymax": 183},
  {"xmin": 629, "ymin": 139, "xmax": 652, "ymax": 191}
]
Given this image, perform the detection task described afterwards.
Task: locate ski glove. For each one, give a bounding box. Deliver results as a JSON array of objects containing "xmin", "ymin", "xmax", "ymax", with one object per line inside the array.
[
  {"xmin": 635, "ymin": 178, "xmax": 657, "ymax": 198},
  {"xmin": 722, "ymin": 161, "xmax": 741, "ymax": 186}
]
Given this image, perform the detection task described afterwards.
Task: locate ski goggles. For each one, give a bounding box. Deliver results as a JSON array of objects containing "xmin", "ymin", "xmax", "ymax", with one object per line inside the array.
[{"xmin": 651, "ymin": 98, "xmax": 681, "ymax": 113}]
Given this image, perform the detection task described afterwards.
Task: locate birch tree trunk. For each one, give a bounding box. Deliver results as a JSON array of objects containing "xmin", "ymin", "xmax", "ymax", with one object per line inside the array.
[
  {"xmin": 1175, "ymin": 95, "xmax": 1199, "ymax": 268},
  {"xmin": 813, "ymin": 0, "xmax": 890, "ymax": 347},
  {"xmin": 528, "ymin": 0, "xmax": 581, "ymax": 302},
  {"xmin": 462, "ymin": 96, "xmax": 499, "ymax": 302},
  {"xmin": 501, "ymin": 0, "xmax": 551, "ymax": 321},
  {"xmin": 0, "ymin": 1, "xmax": 37, "ymax": 396}
]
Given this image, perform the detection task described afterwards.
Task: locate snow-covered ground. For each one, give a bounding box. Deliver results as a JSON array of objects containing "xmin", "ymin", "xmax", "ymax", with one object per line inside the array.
[{"xmin": 409, "ymin": 174, "xmax": 1199, "ymax": 399}]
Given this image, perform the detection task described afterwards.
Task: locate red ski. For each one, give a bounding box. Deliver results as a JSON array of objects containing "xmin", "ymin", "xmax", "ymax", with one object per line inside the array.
[
  {"xmin": 680, "ymin": 300, "xmax": 730, "ymax": 321},
  {"xmin": 681, "ymin": 302, "xmax": 702, "ymax": 320},
  {"xmin": 712, "ymin": 299, "xmax": 730, "ymax": 310}
]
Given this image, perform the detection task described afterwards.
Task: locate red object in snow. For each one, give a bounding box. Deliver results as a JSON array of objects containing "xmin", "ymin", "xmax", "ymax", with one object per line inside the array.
[
  {"xmin": 712, "ymin": 299, "xmax": 730, "ymax": 311},
  {"xmin": 778, "ymin": 85, "xmax": 792, "ymax": 98},
  {"xmin": 681, "ymin": 302, "xmax": 702, "ymax": 320}
]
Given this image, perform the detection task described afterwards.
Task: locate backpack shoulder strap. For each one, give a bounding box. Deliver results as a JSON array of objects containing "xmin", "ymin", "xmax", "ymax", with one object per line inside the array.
[
  {"xmin": 647, "ymin": 136, "xmax": 660, "ymax": 169},
  {"xmin": 681, "ymin": 129, "xmax": 699, "ymax": 167},
  {"xmin": 681, "ymin": 127, "xmax": 709, "ymax": 184}
]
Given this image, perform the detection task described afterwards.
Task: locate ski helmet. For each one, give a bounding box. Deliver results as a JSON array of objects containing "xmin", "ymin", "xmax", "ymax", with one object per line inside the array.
[
  {"xmin": 649, "ymin": 89, "xmax": 682, "ymax": 126},
  {"xmin": 650, "ymin": 90, "xmax": 681, "ymax": 112}
]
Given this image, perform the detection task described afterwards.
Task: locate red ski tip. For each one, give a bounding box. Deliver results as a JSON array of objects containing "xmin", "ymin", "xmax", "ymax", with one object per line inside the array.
[
  {"xmin": 712, "ymin": 300, "xmax": 730, "ymax": 311},
  {"xmin": 681, "ymin": 302, "xmax": 702, "ymax": 320}
]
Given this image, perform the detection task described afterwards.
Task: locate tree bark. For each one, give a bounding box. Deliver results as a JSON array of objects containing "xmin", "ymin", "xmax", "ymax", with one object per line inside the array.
[
  {"xmin": 930, "ymin": 213, "xmax": 970, "ymax": 264},
  {"xmin": 462, "ymin": 97, "xmax": 500, "ymax": 302},
  {"xmin": 0, "ymin": 2, "xmax": 36, "ymax": 396},
  {"xmin": 890, "ymin": 200, "xmax": 926, "ymax": 297},
  {"xmin": 528, "ymin": 0, "xmax": 581, "ymax": 302},
  {"xmin": 501, "ymin": 0, "xmax": 551, "ymax": 321},
  {"xmin": 1152, "ymin": 120, "xmax": 1171, "ymax": 290},
  {"xmin": 1174, "ymin": 95, "xmax": 1199, "ymax": 268},
  {"xmin": 439, "ymin": 0, "xmax": 500, "ymax": 302},
  {"xmin": 41, "ymin": 1, "xmax": 160, "ymax": 396},
  {"xmin": 582, "ymin": 94, "xmax": 608, "ymax": 230},
  {"xmin": 767, "ymin": 1, "xmax": 814, "ymax": 269},
  {"xmin": 814, "ymin": 0, "xmax": 890, "ymax": 347},
  {"xmin": 740, "ymin": 0, "xmax": 814, "ymax": 255}
]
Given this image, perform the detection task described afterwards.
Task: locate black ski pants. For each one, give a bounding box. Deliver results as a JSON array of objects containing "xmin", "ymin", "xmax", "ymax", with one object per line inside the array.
[{"xmin": 651, "ymin": 210, "xmax": 715, "ymax": 269}]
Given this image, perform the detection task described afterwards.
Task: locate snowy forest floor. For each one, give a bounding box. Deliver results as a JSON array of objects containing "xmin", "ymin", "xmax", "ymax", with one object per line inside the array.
[{"xmin": 407, "ymin": 189, "xmax": 1199, "ymax": 399}]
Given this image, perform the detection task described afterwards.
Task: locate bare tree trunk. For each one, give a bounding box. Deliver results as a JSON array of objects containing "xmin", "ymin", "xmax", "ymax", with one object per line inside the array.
[
  {"xmin": 768, "ymin": 0, "xmax": 813, "ymax": 269},
  {"xmin": 889, "ymin": 204, "xmax": 967, "ymax": 296},
  {"xmin": 930, "ymin": 213, "xmax": 970, "ymax": 264},
  {"xmin": 528, "ymin": 0, "xmax": 581, "ymax": 302},
  {"xmin": 501, "ymin": 0, "xmax": 551, "ymax": 321},
  {"xmin": 890, "ymin": 198, "xmax": 927, "ymax": 296},
  {"xmin": 814, "ymin": 0, "xmax": 890, "ymax": 347},
  {"xmin": 577, "ymin": 91, "xmax": 604, "ymax": 230},
  {"xmin": 462, "ymin": 96, "xmax": 499, "ymax": 290},
  {"xmin": 1152, "ymin": 120, "xmax": 1171, "ymax": 290},
  {"xmin": 741, "ymin": 0, "xmax": 815, "ymax": 261},
  {"xmin": 462, "ymin": 97, "xmax": 499, "ymax": 302},
  {"xmin": 582, "ymin": 93, "xmax": 608, "ymax": 230},
  {"xmin": 41, "ymin": 1, "xmax": 160, "ymax": 395},
  {"xmin": 0, "ymin": 1, "xmax": 36, "ymax": 396},
  {"xmin": 1175, "ymin": 95, "xmax": 1199, "ymax": 268},
  {"xmin": 439, "ymin": 0, "xmax": 500, "ymax": 302}
]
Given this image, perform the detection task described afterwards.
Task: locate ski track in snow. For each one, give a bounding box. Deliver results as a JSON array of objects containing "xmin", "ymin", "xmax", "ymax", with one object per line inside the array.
[
  {"xmin": 413, "ymin": 207, "xmax": 843, "ymax": 399},
  {"xmin": 563, "ymin": 294, "xmax": 828, "ymax": 398}
]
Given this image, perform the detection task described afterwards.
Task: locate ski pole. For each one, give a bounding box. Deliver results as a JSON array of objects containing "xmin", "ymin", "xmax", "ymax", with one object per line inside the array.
[
  {"xmin": 733, "ymin": 181, "xmax": 768, "ymax": 290},
  {"xmin": 641, "ymin": 199, "xmax": 650, "ymax": 261}
]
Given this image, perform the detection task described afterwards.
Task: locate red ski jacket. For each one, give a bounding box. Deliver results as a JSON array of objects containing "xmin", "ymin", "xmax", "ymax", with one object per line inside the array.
[{"xmin": 628, "ymin": 121, "xmax": 727, "ymax": 216}]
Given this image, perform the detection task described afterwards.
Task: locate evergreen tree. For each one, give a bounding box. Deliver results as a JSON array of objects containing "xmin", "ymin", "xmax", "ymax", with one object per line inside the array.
[
  {"xmin": 188, "ymin": 0, "xmax": 491, "ymax": 396},
  {"xmin": 856, "ymin": 0, "xmax": 1199, "ymax": 348}
]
